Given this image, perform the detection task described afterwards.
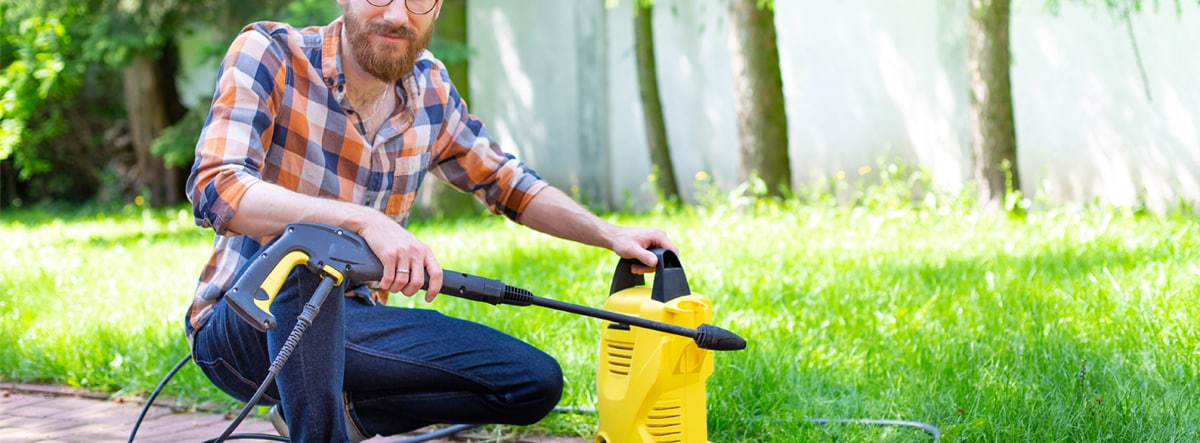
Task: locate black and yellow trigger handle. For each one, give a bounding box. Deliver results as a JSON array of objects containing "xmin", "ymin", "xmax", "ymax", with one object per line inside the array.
[{"xmin": 224, "ymin": 223, "xmax": 382, "ymax": 332}]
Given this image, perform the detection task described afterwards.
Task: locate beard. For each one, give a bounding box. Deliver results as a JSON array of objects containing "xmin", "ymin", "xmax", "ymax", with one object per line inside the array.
[{"xmin": 343, "ymin": 6, "xmax": 435, "ymax": 83}]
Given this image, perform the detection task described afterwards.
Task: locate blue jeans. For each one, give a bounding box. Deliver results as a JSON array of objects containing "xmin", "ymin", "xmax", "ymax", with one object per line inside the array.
[{"xmin": 190, "ymin": 269, "xmax": 564, "ymax": 441}]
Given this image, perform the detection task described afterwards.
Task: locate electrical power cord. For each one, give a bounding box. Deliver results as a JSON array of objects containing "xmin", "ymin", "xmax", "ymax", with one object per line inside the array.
[
  {"xmin": 807, "ymin": 418, "xmax": 941, "ymax": 442},
  {"xmin": 126, "ymin": 354, "xmax": 191, "ymax": 443}
]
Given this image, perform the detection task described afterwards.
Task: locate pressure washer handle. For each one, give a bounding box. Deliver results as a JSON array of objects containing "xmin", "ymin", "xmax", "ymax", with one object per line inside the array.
[{"xmin": 225, "ymin": 224, "xmax": 384, "ymax": 332}]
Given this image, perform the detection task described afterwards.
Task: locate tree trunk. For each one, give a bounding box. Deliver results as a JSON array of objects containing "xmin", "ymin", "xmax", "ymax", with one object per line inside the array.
[
  {"xmin": 967, "ymin": 0, "xmax": 1020, "ymax": 208},
  {"xmin": 419, "ymin": 0, "xmax": 480, "ymax": 219},
  {"xmin": 436, "ymin": 0, "xmax": 469, "ymax": 102},
  {"xmin": 123, "ymin": 52, "xmax": 173, "ymax": 206},
  {"xmin": 634, "ymin": 1, "xmax": 680, "ymax": 202},
  {"xmin": 727, "ymin": 0, "xmax": 790, "ymax": 197}
]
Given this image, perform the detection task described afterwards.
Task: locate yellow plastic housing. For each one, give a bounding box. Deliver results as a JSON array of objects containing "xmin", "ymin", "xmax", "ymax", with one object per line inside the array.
[{"xmin": 595, "ymin": 286, "xmax": 714, "ymax": 443}]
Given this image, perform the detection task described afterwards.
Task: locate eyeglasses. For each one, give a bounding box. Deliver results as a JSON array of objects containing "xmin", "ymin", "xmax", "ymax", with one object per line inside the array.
[{"xmin": 365, "ymin": 0, "xmax": 439, "ymax": 15}]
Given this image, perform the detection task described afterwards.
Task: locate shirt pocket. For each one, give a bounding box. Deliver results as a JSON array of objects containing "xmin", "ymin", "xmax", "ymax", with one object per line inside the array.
[{"xmin": 386, "ymin": 151, "xmax": 430, "ymax": 218}]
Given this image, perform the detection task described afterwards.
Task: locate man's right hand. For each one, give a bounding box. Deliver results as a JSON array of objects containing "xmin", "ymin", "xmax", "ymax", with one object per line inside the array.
[
  {"xmin": 227, "ymin": 181, "xmax": 443, "ymax": 302},
  {"xmin": 357, "ymin": 219, "xmax": 443, "ymax": 302}
]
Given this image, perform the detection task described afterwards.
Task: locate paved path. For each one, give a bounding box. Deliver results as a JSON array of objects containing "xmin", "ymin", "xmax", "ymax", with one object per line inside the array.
[{"xmin": 0, "ymin": 384, "xmax": 587, "ymax": 443}]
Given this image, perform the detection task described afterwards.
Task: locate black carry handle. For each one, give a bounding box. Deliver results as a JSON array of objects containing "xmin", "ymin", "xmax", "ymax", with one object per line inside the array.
[{"xmin": 608, "ymin": 248, "xmax": 691, "ymax": 303}]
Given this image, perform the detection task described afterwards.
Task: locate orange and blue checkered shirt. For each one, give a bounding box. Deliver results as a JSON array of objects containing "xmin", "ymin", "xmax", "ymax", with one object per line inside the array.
[{"xmin": 185, "ymin": 18, "xmax": 548, "ymax": 332}]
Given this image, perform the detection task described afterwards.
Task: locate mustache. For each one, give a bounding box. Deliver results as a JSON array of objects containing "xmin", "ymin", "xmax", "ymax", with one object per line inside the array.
[{"xmin": 364, "ymin": 21, "xmax": 419, "ymax": 40}]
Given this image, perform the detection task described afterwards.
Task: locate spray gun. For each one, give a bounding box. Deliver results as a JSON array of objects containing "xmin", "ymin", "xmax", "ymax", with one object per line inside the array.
[{"xmin": 224, "ymin": 222, "xmax": 746, "ymax": 351}]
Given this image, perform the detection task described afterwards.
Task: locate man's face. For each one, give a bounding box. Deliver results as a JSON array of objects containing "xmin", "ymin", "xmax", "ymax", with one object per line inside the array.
[{"xmin": 341, "ymin": 0, "xmax": 438, "ymax": 83}]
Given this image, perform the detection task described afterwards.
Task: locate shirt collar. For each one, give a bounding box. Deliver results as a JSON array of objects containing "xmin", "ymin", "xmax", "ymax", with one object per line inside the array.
[{"xmin": 320, "ymin": 16, "xmax": 346, "ymax": 92}]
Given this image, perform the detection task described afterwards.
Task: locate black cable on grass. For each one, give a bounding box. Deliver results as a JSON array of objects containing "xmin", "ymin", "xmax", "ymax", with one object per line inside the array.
[
  {"xmin": 127, "ymin": 354, "xmax": 191, "ymax": 443},
  {"xmin": 126, "ymin": 353, "xmax": 289, "ymax": 443},
  {"xmin": 130, "ymin": 352, "xmax": 479, "ymax": 443},
  {"xmin": 808, "ymin": 417, "xmax": 941, "ymax": 442}
]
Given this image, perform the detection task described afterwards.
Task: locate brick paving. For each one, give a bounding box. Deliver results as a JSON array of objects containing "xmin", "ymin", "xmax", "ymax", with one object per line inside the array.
[
  {"xmin": 0, "ymin": 385, "xmax": 278, "ymax": 443},
  {"xmin": 0, "ymin": 384, "xmax": 588, "ymax": 443}
]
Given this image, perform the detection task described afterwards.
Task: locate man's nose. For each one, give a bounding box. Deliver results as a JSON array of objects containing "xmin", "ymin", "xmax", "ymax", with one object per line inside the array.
[{"xmin": 379, "ymin": 2, "xmax": 410, "ymax": 25}]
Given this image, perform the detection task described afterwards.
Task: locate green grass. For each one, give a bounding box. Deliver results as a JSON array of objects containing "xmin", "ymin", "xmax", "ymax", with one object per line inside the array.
[{"xmin": 2, "ymin": 191, "xmax": 1198, "ymax": 442}]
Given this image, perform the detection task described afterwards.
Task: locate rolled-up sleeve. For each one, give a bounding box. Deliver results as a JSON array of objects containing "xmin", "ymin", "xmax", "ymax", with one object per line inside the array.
[
  {"xmin": 186, "ymin": 24, "xmax": 284, "ymax": 235},
  {"xmin": 428, "ymin": 61, "xmax": 547, "ymax": 222}
]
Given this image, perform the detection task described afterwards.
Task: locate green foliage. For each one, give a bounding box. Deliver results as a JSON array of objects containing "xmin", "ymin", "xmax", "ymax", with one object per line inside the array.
[
  {"xmin": 0, "ymin": 0, "xmax": 311, "ymax": 207},
  {"xmin": 0, "ymin": 12, "xmax": 82, "ymax": 177},
  {"xmin": 78, "ymin": 0, "xmax": 302, "ymax": 67},
  {"xmin": 150, "ymin": 106, "xmax": 208, "ymax": 168},
  {"xmin": 277, "ymin": 0, "xmax": 342, "ymax": 26},
  {"xmin": 428, "ymin": 39, "xmax": 474, "ymax": 68},
  {"xmin": 1043, "ymin": 0, "xmax": 1183, "ymax": 15}
]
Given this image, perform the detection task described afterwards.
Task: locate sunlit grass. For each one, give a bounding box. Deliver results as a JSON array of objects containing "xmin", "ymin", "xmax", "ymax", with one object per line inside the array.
[{"xmin": 2, "ymin": 183, "xmax": 1199, "ymax": 441}]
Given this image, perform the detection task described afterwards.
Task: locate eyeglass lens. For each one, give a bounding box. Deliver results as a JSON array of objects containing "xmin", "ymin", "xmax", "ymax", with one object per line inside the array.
[{"xmin": 364, "ymin": 0, "xmax": 438, "ymax": 15}]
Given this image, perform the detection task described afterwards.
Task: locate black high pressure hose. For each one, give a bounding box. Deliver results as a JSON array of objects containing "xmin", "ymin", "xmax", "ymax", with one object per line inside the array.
[{"xmin": 212, "ymin": 275, "xmax": 340, "ymax": 442}]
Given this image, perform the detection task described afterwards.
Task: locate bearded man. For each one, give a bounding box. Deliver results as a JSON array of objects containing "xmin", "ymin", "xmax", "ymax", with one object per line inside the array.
[{"xmin": 184, "ymin": 0, "xmax": 677, "ymax": 440}]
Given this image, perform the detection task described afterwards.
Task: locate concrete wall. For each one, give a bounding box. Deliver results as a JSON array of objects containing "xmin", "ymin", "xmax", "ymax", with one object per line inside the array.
[
  {"xmin": 165, "ymin": 0, "xmax": 1185, "ymax": 211},
  {"xmin": 467, "ymin": 1, "xmax": 612, "ymax": 207},
  {"xmin": 1011, "ymin": 2, "xmax": 1200, "ymax": 210}
]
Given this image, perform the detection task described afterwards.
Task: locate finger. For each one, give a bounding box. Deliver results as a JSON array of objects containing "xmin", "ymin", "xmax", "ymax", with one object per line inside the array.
[
  {"xmin": 424, "ymin": 256, "xmax": 442, "ymax": 303},
  {"xmin": 382, "ymin": 256, "xmax": 402, "ymax": 292},
  {"xmin": 402, "ymin": 256, "xmax": 424, "ymax": 297},
  {"xmin": 657, "ymin": 236, "xmax": 680, "ymax": 256},
  {"xmin": 631, "ymin": 247, "xmax": 659, "ymax": 274}
]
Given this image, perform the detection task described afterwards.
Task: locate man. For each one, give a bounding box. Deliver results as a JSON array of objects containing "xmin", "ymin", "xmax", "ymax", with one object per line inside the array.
[{"xmin": 185, "ymin": 0, "xmax": 677, "ymax": 440}]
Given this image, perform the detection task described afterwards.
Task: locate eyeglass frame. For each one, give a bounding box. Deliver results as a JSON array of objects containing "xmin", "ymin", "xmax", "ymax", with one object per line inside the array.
[{"xmin": 364, "ymin": 0, "xmax": 440, "ymax": 15}]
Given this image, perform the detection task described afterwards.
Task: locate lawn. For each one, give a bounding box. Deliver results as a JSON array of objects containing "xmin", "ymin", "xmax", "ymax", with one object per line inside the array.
[{"xmin": 2, "ymin": 184, "xmax": 1198, "ymax": 442}]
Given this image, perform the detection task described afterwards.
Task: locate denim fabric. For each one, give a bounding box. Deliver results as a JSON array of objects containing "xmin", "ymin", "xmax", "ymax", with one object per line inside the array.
[{"xmin": 190, "ymin": 268, "xmax": 563, "ymax": 441}]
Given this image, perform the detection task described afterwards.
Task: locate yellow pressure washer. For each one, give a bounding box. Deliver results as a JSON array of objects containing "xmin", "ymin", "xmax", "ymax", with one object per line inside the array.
[
  {"xmin": 598, "ymin": 250, "xmax": 716, "ymax": 443},
  {"xmin": 213, "ymin": 222, "xmax": 746, "ymax": 442}
]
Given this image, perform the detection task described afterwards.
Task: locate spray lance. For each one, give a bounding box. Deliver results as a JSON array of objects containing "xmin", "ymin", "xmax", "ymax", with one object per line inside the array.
[{"xmin": 224, "ymin": 222, "xmax": 746, "ymax": 350}]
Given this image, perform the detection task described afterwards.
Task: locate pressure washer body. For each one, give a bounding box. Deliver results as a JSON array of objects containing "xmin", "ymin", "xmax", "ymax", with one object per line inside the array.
[{"xmin": 597, "ymin": 252, "xmax": 715, "ymax": 443}]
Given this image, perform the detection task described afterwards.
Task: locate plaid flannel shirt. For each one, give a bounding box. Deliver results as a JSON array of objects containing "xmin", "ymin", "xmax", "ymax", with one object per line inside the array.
[{"xmin": 185, "ymin": 18, "xmax": 548, "ymax": 333}]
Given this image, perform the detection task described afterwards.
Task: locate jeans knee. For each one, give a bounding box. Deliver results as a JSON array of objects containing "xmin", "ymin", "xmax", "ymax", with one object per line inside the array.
[{"xmin": 511, "ymin": 356, "xmax": 564, "ymax": 425}]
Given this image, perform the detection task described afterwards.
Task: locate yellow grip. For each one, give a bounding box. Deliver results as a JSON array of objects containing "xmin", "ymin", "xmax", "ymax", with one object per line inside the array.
[{"xmin": 253, "ymin": 250, "xmax": 311, "ymax": 314}]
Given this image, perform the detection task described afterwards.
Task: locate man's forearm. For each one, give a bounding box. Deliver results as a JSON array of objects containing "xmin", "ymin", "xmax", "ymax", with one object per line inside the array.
[
  {"xmin": 517, "ymin": 186, "xmax": 617, "ymax": 249},
  {"xmin": 517, "ymin": 186, "xmax": 676, "ymax": 272},
  {"xmin": 226, "ymin": 181, "xmax": 383, "ymax": 237}
]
